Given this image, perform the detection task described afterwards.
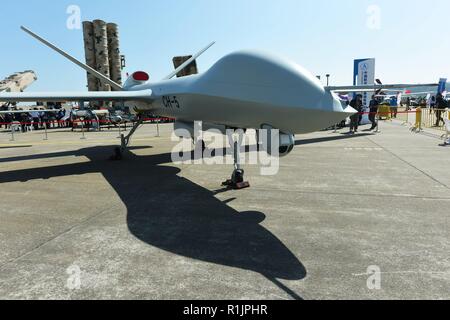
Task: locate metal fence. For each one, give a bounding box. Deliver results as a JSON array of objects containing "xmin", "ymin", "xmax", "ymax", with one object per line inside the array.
[
  {"xmin": 420, "ymin": 108, "xmax": 449, "ymax": 131},
  {"xmin": 0, "ymin": 118, "xmax": 170, "ymax": 142},
  {"xmin": 393, "ymin": 108, "xmax": 449, "ymax": 132}
]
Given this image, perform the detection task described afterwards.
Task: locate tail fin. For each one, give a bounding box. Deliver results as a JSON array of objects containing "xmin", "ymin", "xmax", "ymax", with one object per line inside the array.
[{"xmin": 20, "ymin": 26, "xmax": 123, "ymax": 91}]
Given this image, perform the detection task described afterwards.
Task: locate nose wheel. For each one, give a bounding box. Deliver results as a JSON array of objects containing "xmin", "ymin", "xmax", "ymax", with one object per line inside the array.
[{"xmin": 222, "ymin": 168, "xmax": 250, "ymax": 190}]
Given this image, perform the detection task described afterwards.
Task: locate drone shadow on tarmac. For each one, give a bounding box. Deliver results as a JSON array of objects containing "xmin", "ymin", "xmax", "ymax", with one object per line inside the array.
[{"xmin": 0, "ymin": 146, "xmax": 306, "ymax": 300}]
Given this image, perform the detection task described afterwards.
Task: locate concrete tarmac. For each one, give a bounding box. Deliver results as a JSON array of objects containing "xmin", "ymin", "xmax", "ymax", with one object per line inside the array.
[{"xmin": 0, "ymin": 122, "xmax": 449, "ymax": 300}]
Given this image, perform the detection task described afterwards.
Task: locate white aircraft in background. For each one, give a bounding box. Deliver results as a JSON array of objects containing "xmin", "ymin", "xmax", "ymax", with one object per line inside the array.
[{"xmin": 0, "ymin": 26, "xmax": 437, "ymax": 188}]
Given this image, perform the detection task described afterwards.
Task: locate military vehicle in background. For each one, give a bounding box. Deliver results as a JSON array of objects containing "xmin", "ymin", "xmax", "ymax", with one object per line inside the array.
[
  {"xmin": 172, "ymin": 55, "xmax": 198, "ymax": 78},
  {"xmin": 0, "ymin": 71, "xmax": 37, "ymax": 108}
]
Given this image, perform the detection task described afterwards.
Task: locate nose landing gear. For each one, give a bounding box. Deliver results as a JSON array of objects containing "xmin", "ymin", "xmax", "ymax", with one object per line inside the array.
[
  {"xmin": 222, "ymin": 134, "xmax": 250, "ymax": 190},
  {"xmin": 222, "ymin": 167, "xmax": 250, "ymax": 190}
]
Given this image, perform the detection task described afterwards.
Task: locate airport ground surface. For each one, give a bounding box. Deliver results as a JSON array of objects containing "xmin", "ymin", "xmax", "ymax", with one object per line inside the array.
[{"xmin": 0, "ymin": 122, "xmax": 449, "ymax": 300}]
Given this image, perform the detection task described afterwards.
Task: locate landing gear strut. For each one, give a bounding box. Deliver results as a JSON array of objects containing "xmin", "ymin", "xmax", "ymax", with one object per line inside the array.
[
  {"xmin": 110, "ymin": 117, "xmax": 144, "ymax": 160},
  {"xmin": 194, "ymin": 138, "xmax": 206, "ymax": 155},
  {"xmin": 222, "ymin": 131, "xmax": 250, "ymax": 190}
]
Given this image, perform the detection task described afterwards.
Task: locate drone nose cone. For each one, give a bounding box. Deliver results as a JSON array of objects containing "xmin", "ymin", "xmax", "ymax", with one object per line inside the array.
[
  {"xmin": 344, "ymin": 106, "xmax": 358, "ymax": 114},
  {"xmin": 312, "ymin": 92, "xmax": 358, "ymax": 127},
  {"xmin": 329, "ymin": 92, "xmax": 357, "ymax": 115}
]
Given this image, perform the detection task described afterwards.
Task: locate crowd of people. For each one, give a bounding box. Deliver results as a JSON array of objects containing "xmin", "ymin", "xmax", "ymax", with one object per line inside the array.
[
  {"xmin": 0, "ymin": 108, "xmax": 69, "ymax": 132},
  {"xmin": 0, "ymin": 106, "xmax": 171, "ymax": 134},
  {"xmin": 346, "ymin": 94, "xmax": 381, "ymax": 134},
  {"xmin": 344, "ymin": 92, "xmax": 449, "ymax": 134}
]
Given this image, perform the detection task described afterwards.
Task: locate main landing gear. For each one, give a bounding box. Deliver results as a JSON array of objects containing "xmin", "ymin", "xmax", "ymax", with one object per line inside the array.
[
  {"xmin": 110, "ymin": 117, "xmax": 144, "ymax": 160},
  {"xmin": 221, "ymin": 130, "xmax": 250, "ymax": 190},
  {"xmin": 194, "ymin": 138, "xmax": 206, "ymax": 155}
]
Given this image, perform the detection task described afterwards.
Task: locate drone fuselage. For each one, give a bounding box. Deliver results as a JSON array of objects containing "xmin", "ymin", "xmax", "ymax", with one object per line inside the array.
[{"xmin": 127, "ymin": 51, "xmax": 353, "ymax": 135}]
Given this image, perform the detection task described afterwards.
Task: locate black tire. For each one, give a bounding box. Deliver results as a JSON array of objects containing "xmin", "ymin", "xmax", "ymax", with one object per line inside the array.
[{"xmin": 233, "ymin": 169, "xmax": 245, "ymax": 184}]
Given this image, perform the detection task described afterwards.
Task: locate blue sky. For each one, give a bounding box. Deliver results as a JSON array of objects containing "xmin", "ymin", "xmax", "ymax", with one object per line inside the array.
[{"xmin": 1, "ymin": 0, "xmax": 449, "ymax": 91}]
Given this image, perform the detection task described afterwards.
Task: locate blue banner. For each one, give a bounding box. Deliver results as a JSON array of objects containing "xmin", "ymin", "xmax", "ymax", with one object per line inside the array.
[{"xmin": 438, "ymin": 78, "xmax": 447, "ymax": 94}]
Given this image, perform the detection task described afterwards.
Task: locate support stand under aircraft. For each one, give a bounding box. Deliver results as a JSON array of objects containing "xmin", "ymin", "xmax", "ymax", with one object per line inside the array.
[{"xmin": 222, "ymin": 131, "xmax": 250, "ymax": 190}]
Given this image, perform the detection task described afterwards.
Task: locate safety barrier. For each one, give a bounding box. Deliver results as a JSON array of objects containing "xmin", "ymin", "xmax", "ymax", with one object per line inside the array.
[
  {"xmin": 0, "ymin": 117, "xmax": 174, "ymax": 127},
  {"xmin": 377, "ymin": 105, "xmax": 392, "ymax": 121},
  {"xmin": 411, "ymin": 107, "xmax": 422, "ymax": 132},
  {"xmin": 2, "ymin": 110, "xmax": 449, "ymax": 143},
  {"xmin": 394, "ymin": 107, "xmax": 413, "ymax": 127},
  {"xmin": 376, "ymin": 107, "xmax": 449, "ymax": 133},
  {"xmin": 0, "ymin": 117, "xmax": 174, "ymax": 142},
  {"xmin": 420, "ymin": 108, "xmax": 448, "ymax": 132}
]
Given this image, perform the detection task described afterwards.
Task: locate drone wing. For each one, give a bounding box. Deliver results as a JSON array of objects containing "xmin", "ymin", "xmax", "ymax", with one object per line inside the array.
[
  {"xmin": 326, "ymin": 83, "xmax": 438, "ymax": 94},
  {"xmin": 0, "ymin": 90, "xmax": 153, "ymax": 103}
]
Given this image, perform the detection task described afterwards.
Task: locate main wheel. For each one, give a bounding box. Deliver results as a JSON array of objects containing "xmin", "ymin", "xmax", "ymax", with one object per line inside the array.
[{"xmin": 232, "ymin": 169, "xmax": 245, "ymax": 184}]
